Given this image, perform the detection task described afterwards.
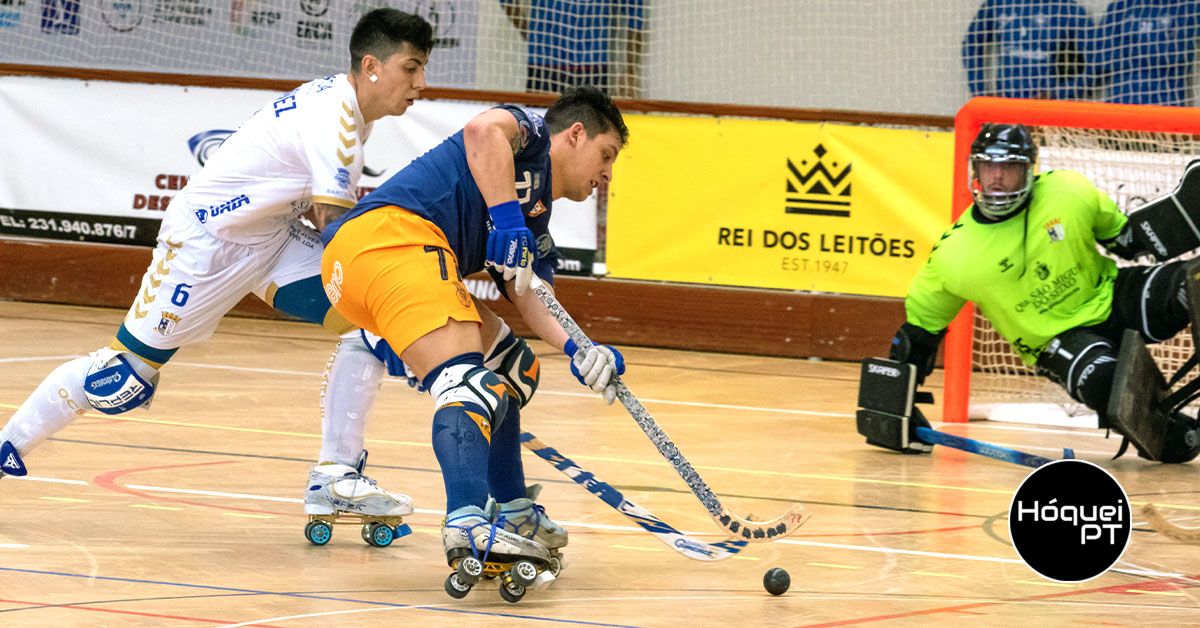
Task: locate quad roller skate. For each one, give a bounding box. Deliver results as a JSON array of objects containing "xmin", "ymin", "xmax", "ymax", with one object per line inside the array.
[
  {"xmin": 441, "ymin": 505, "xmax": 559, "ymax": 603},
  {"xmin": 494, "ymin": 484, "xmax": 568, "ymax": 576},
  {"xmin": 303, "ymin": 451, "xmax": 413, "ymax": 547}
]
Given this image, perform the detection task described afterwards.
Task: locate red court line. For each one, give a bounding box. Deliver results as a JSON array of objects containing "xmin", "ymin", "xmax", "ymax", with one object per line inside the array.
[
  {"xmin": 93, "ymin": 461, "xmax": 296, "ymax": 517},
  {"xmin": 793, "ymin": 574, "xmax": 1200, "ymax": 627},
  {"xmin": 0, "ymin": 597, "xmax": 287, "ymax": 627}
]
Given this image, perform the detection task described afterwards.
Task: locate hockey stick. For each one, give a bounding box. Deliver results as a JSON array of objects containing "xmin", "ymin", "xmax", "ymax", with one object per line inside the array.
[
  {"xmin": 915, "ymin": 426, "xmax": 1074, "ymax": 469},
  {"xmin": 520, "ymin": 432, "xmax": 748, "ymax": 561},
  {"xmin": 528, "ymin": 276, "xmax": 810, "ymax": 541},
  {"xmin": 1142, "ymin": 503, "xmax": 1200, "ymax": 544}
]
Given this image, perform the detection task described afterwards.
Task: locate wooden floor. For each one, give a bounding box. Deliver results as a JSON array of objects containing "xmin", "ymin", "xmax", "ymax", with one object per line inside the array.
[{"xmin": 1, "ymin": 301, "xmax": 1199, "ymax": 627}]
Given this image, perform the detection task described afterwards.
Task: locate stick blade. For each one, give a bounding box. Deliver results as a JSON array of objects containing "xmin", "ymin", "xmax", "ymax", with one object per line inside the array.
[{"xmin": 716, "ymin": 504, "xmax": 810, "ymax": 542}]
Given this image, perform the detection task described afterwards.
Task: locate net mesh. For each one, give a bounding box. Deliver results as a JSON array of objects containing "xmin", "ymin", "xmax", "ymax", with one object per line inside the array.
[
  {"xmin": 968, "ymin": 126, "xmax": 1200, "ymax": 415},
  {"xmin": 3, "ymin": 2, "xmax": 1198, "ymax": 115}
]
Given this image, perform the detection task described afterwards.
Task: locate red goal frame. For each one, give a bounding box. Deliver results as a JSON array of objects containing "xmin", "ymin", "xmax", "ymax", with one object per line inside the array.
[{"xmin": 942, "ymin": 97, "xmax": 1200, "ymax": 422}]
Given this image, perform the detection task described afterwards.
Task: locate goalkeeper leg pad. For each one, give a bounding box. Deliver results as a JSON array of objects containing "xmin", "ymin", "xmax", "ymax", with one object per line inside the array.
[
  {"xmin": 1126, "ymin": 160, "xmax": 1200, "ymax": 261},
  {"xmin": 1108, "ymin": 330, "xmax": 1170, "ymax": 461},
  {"xmin": 856, "ymin": 358, "xmax": 932, "ymax": 454}
]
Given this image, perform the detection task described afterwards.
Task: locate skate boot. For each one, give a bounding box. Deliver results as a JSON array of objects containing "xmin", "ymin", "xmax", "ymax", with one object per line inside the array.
[
  {"xmin": 303, "ymin": 451, "xmax": 413, "ymax": 547},
  {"xmin": 494, "ymin": 484, "xmax": 568, "ymax": 575},
  {"xmin": 442, "ymin": 505, "xmax": 556, "ymax": 603},
  {"xmin": 1154, "ymin": 412, "xmax": 1200, "ymax": 464},
  {"xmin": 0, "ymin": 441, "xmax": 28, "ymax": 479}
]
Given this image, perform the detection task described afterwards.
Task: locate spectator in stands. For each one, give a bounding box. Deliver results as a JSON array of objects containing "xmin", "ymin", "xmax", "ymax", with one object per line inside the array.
[
  {"xmin": 500, "ymin": 0, "xmax": 644, "ymax": 98},
  {"xmin": 1091, "ymin": 0, "xmax": 1200, "ymax": 106},
  {"xmin": 962, "ymin": 0, "xmax": 1096, "ymax": 100}
]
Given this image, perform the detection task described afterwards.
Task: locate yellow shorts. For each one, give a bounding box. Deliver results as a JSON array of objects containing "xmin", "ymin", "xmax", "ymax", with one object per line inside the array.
[{"xmin": 321, "ymin": 207, "xmax": 480, "ymax": 355}]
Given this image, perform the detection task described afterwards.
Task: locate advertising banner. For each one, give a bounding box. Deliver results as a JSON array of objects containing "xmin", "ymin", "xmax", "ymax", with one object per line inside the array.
[
  {"xmin": 0, "ymin": 75, "xmax": 597, "ymax": 274},
  {"xmin": 606, "ymin": 115, "xmax": 954, "ymax": 297}
]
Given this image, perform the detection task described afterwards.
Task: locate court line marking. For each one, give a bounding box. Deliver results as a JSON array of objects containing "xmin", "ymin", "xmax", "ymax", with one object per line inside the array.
[{"xmin": 0, "ymin": 567, "xmax": 645, "ymax": 628}]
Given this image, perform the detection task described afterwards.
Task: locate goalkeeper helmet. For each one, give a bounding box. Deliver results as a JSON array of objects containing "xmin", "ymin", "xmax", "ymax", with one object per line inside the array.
[{"xmin": 969, "ymin": 123, "xmax": 1037, "ymax": 220}]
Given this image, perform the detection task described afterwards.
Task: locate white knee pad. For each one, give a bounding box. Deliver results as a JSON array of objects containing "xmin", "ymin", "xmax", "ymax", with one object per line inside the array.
[
  {"xmin": 485, "ymin": 331, "xmax": 540, "ymax": 408},
  {"xmin": 83, "ymin": 349, "xmax": 161, "ymax": 414},
  {"xmin": 429, "ymin": 363, "xmax": 508, "ymax": 422}
]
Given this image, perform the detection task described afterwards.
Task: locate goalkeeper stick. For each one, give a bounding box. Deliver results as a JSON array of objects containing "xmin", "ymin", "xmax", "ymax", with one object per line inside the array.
[
  {"xmin": 528, "ymin": 277, "xmax": 810, "ymax": 542},
  {"xmin": 1142, "ymin": 503, "xmax": 1200, "ymax": 544},
  {"xmin": 521, "ymin": 432, "xmax": 747, "ymax": 561}
]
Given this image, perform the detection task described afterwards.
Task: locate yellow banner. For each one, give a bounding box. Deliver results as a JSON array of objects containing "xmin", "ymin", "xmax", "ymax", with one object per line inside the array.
[{"xmin": 607, "ymin": 116, "xmax": 954, "ymax": 297}]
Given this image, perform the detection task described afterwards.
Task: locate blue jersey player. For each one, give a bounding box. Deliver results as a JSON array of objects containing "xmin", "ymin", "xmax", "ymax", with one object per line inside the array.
[{"xmin": 318, "ymin": 86, "xmax": 628, "ymax": 593}]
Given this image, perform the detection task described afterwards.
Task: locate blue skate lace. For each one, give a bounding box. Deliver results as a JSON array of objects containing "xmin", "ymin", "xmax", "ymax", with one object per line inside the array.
[{"xmin": 457, "ymin": 514, "xmax": 509, "ymax": 564}]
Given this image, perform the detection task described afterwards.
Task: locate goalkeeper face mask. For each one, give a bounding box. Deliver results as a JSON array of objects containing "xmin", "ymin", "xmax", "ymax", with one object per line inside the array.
[{"xmin": 968, "ymin": 123, "xmax": 1038, "ymax": 220}]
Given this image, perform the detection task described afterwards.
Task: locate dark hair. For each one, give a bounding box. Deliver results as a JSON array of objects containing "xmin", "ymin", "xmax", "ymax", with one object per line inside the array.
[
  {"xmin": 545, "ymin": 85, "xmax": 629, "ymax": 147},
  {"xmin": 350, "ymin": 9, "xmax": 434, "ymax": 73}
]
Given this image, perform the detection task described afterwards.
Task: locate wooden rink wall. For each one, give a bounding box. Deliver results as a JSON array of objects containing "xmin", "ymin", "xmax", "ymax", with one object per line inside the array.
[{"xmin": 0, "ymin": 238, "xmax": 904, "ymax": 363}]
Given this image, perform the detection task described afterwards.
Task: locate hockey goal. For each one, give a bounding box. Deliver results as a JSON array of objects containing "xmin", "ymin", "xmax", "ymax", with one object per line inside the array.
[{"xmin": 942, "ymin": 97, "xmax": 1200, "ymax": 424}]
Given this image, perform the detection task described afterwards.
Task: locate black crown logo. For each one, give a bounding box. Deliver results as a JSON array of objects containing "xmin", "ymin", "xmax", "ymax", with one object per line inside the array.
[{"xmin": 786, "ymin": 144, "xmax": 851, "ymax": 217}]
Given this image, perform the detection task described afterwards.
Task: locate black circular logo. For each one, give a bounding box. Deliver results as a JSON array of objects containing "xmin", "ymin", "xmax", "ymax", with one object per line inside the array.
[{"xmin": 1009, "ymin": 459, "xmax": 1131, "ymax": 582}]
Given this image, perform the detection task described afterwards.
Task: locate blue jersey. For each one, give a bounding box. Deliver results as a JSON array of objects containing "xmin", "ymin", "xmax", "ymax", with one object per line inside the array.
[
  {"xmin": 499, "ymin": 0, "xmax": 644, "ymax": 67},
  {"xmin": 962, "ymin": 0, "xmax": 1095, "ymax": 99},
  {"xmin": 1093, "ymin": 0, "xmax": 1200, "ymax": 106},
  {"xmin": 322, "ymin": 105, "xmax": 560, "ymax": 283}
]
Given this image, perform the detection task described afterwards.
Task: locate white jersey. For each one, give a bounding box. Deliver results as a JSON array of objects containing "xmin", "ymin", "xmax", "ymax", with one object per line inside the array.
[{"xmin": 177, "ymin": 74, "xmax": 372, "ymax": 246}]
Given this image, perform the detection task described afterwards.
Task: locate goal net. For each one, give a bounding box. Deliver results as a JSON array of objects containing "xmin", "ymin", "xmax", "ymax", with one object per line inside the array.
[{"xmin": 942, "ymin": 97, "xmax": 1200, "ymax": 424}]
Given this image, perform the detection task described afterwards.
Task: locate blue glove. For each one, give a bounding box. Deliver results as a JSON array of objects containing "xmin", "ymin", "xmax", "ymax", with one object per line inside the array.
[
  {"xmin": 564, "ymin": 339, "xmax": 625, "ymax": 405},
  {"xmin": 486, "ymin": 200, "xmax": 536, "ymax": 296},
  {"xmin": 361, "ymin": 330, "xmax": 424, "ymax": 392}
]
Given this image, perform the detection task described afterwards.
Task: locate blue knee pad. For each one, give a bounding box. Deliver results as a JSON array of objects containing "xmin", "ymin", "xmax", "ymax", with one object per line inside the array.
[{"xmin": 83, "ymin": 349, "xmax": 161, "ymax": 414}]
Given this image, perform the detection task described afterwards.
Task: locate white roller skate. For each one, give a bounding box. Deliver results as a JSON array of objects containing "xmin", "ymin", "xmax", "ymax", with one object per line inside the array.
[
  {"xmin": 442, "ymin": 505, "xmax": 557, "ymax": 603},
  {"xmin": 494, "ymin": 484, "xmax": 568, "ymax": 576},
  {"xmin": 303, "ymin": 451, "xmax": 413, "ymax": 547}
]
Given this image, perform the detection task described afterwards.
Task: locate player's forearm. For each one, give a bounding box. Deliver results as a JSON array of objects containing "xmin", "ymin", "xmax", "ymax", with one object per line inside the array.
[
  {"xmin": 463, "ymin": 113, "xmax": 520, "ymax": 207},
  {"xmin": 511, "ymin": 281, "xmax": 570, "ymax": 351}
]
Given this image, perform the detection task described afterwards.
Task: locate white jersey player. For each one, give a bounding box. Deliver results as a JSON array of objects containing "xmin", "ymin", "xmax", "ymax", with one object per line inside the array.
[{"xmin": 1, "ymin": 9, "xmax": 433, "ymax": 528}]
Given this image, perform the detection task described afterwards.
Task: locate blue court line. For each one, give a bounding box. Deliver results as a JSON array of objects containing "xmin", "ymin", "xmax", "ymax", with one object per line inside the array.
[{"xmin": 0, "ymin": 567, "xmax": 644, "ymax": 627}]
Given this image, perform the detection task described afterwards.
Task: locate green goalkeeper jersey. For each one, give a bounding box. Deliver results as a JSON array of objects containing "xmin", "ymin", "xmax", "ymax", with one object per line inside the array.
[{"xmin": 905, "ymin": 170, "xmax": 1127, "ymax": 365}]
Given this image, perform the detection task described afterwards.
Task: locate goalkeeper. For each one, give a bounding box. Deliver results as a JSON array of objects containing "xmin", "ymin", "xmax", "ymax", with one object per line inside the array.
[{"xmin": 889, "ymin": 122, "xmax": 1200, "ymax": 463}]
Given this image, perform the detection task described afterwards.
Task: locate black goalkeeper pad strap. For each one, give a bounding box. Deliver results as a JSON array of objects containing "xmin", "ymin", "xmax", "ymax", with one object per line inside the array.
[
  {"xmin": 1126, "ymin": 160, "xmax": 1200, "ymax": 262},
  {"xmin": 856, "ymin": 408, "xmax": 932, "ymax": 454}
]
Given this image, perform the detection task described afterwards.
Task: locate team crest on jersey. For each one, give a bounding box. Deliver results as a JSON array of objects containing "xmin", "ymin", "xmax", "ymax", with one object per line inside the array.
[
  {"xmin": 156, "ymin": 311, "xmax": 181, "ymax": 335},
  {"xmin": 1035, "ymin": 262, "xmax": 1051, "ymax": 281},
  {"xmin": 528, "ymin": 200, "xmax": 548, "ymax": 217},
  {"xmin": 1045, "ymin": 218, "xmax": 1065, "ymax": 242}
]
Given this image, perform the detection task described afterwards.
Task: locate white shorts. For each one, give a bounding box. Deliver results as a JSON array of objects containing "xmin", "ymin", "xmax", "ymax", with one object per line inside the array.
[{"xmin": 118, "ymin": 196, "xmax": 326, "ymax": 360}]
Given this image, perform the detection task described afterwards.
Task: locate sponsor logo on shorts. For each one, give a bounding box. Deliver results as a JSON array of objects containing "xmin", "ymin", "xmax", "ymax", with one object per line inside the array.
[
  {"xmin": 156, "ymin": 311, "xmax": 181, "ymax": 335},
  {"xmin": 324, "ymin": 261, "xmax": 343, "ymax": 304},
  {"xmin": 454, "ymin": 280, "xmax": 471, "ymax": 307},
  {"xmin": 335, "ymin": 167, "xmax": 351, "ymax": 191},
  {"xmin": 195, "ymin": 194, "xmax": 250, "ymax": 223},
  {"xmin": 867, "ymin": 363, "xmax": 901, "ymax": 378}
]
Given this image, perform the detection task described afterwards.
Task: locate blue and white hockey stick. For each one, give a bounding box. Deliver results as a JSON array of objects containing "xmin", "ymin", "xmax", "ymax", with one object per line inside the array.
[
  {"xmin": 529, "ymin": 277, "xmax": 810, "ymax": 542},
  {"xmin": 915, "ymin": 426, "xmax": 1074, "ymax": 469},
  {"xmin": 521, "ymin": 432, "xmax": 748, "ymax": 561}
]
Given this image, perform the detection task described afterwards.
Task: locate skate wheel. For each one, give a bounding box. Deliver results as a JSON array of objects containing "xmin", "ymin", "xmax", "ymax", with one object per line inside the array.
[
  {"xmin": 499, "ymin": 580, "xmax": 526, "ymax": 603},
  {"xmin": 456, "ymin": 556, "xmax": 483, "ymax": 584},
  {"xmin": 363, "ymin": 522, "xmax": 394, "ymax": 547},
  {"xmin": 394, "ymin": 523, "xmax": 413, "ymax": 538},
  {"xmin": 305, "ymin": 521, "xmax": 332, "ymax": 546},
  {"xmin": 445, "ymin": 573, "xmax": 471, "ymax": 599},
  {"xmin": 509, "ymin": 560, "xmax": 539, "ymax": 587},
  {"xmin": 547, "ymin": 555, "xmax": 563, "ymax": 576},
  {"xmin": 1185, "ymin": 429, "xmax": 1199, "ymax": 448}
]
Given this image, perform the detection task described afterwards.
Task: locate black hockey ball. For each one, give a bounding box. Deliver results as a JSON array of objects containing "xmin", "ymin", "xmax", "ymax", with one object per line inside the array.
[{"xmin": 763, "ymin": 567, "xmax": 790, "ymax": 596}]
